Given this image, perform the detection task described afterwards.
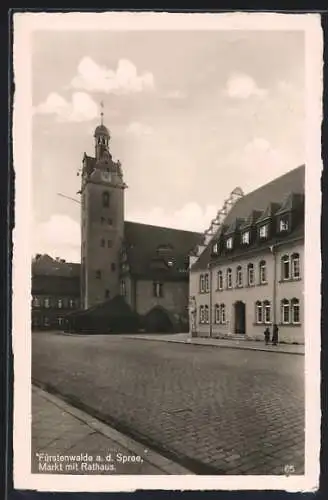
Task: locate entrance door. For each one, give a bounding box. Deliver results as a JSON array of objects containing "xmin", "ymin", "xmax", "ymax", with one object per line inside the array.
[{"xmin": 234, "ymin": 301, "xmax": 246, "ymax": 334}]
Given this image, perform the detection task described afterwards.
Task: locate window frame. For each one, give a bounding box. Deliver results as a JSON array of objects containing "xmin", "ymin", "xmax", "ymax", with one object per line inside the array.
[
  {"xmin": 227, "ymin": 268, "xmax": 233, "ymax": 289},
  {"xmin": 259, "ymin": 260, "xmax": 267, "ymax": 284},
  {"xmin": 241, "ymin": 231, "xmax": 250, "ymax": 245},
  {"xmin": 236, "ymin": 265, "xmax": 243, "ymax": 288},
  {"xmin": 217, "ymin": 270, "xmax": 223, "ymax": 291},
  {"xmin": 291, "ymin": 253, "xmax": 300, "ymax": 279},
  {"xmin": 282, "ymin": 255, "xmax": 290, "ymax": 280},
  {"xmin": 255, "ymin": 300, "xmax": 263, "ymax": 324},
  {"xmin": 247, "ymin": 263, "xmax": 254, "ymax": 286},
  {"xmin": 281, "ymin": 299, "xmax": 290, "ymax": 324},
  {"xmin": 259, "ymin": 224, "xmax": 269, "ymax": 239}
]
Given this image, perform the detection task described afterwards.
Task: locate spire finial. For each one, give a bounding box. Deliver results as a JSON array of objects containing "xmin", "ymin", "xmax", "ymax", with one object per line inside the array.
[{"xmin": 100, "ymin": 100, "xmax": 104, "ymax": 125}]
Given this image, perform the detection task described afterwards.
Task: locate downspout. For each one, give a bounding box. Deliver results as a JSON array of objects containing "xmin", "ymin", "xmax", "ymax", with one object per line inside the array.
[
  {"xmin": 270, "ymin": 245, "xmax": 277, "ymax": 327},
  {"xmin": 208, "ymin": 262, "xmax": 213, "ymax": 337}
]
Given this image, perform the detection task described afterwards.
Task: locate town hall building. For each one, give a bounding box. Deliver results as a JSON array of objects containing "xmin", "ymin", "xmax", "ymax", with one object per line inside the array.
[
  {"xmin": 79, "ymin": 114, "xmax": 201, "ymax": 331},
  {"xmin": 189, "ymin": 165, "xmax": 305, "ymax": 344}
]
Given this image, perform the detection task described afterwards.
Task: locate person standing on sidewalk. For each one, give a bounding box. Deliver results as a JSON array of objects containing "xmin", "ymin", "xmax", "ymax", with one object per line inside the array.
[
  {"xmin": 272, "ymin": 324, "xmax": 279, "ymax": 346},
  {"xmin": 264, "ymin": 327, "xmax": 270, "ymax": 345}
]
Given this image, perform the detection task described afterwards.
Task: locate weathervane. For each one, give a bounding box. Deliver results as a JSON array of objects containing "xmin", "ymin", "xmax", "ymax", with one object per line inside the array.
[{"xmin": 100, "ymin": 100, "xmax": 104, "ymax": 125}]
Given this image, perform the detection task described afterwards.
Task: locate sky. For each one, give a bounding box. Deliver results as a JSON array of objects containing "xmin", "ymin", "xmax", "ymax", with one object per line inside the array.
[{"xmin": 31, "ymin": 28, "xmax": 305, "ymax": 263}]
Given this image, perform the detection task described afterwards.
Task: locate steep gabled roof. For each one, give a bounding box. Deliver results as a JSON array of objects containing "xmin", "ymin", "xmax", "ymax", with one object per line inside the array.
[
  {"xmin": 192, "ymin": 165, "xmax": 305, "ymax": 271},
  {"xmin": 123, "ymin": 221, "xmax": 202, "ymax": 278}
]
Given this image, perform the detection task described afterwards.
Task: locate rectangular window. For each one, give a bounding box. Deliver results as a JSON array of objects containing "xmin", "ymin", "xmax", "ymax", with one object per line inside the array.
[
  {"xmin": 58, "ymin": 317, "xmax": 63, "ymax": 326},
  {"xmin": 292, "ymin": 256, "xmax": 300, "ymax": 279},
  {"xmin": 200, "ymin": 275, "xmax": 205, "ymax": 293},
  {"xmin": 264, "ymin": 303, "xmax": 271, "ymax": 324},
  {"xmin": 256, "ymin": 303, "xmax": 263, "ymax": 324},
  {"xmin": 96, "ymin": 270, "xmax": 102, "ymax": 279},
  {"xmin": 58, "ymin": 299, "xmax": 63, "ymax": 309},
  {"xmin": 204, "ymin": 274, "xmax": 209, "ymax": 292},
  {"xmin": 120, "ymin": 280, "xmax": 126, "ymax": 296},
  {"xmin": 44, "ymin": 317, "xmax": 50, "ymax": 326},
  {"xmin": 44, "ymin": 298, "xmax": 50, "ymax": 308},
  {"xmin": 279, "ymin": 218, "xmax": 289, "ymax": 232},
  {"xmin": 292, "ymin": 303, "xmax": 300, "ymax": 324},
  {"xmin": 242, "ymin": 231, "xmax": 250, "ymax": 245},
  {"xmin": 69, "ymin": 299, "xmax": 74, "ymax": 308},
  {"xmin": 33, "ymin": 297, "xmax": 40, "ymax": 308},
  {"xmin": 217, "ymin": 272, "xmax": 223, "ymax": 290},
  {"xmin": 153, "ymin": 282, "xmax": 163, "ymax": 298},
  {"xmin": 282, "ymin": 257, "xmax": 290, "ymax": 280},
  {"xmin": 227, "ymin": 270, "xmax": 232, "ymax": 289},
  {"xmin": 220, "ymin": 304, "xmax": 226, "ymax": 324},
  {"xmin": 259, "ymin": 224, "xmax": 268, "ymax": 239},
  {"xmin": 226, "ymin": 237, "xmax": 233, "ymax": 249},
  {"xmin": 282, "ymin": 302, "xmax": 290, "ymax": 324},
  {"xmin": 212, "ymin": 243, "xmax": 219, "ymax": 255}
]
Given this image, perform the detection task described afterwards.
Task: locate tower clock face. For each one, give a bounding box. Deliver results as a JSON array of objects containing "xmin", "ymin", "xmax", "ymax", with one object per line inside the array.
[{"xmin": 101, "ymin": 171, "xmax": 112, "ymax": 183}]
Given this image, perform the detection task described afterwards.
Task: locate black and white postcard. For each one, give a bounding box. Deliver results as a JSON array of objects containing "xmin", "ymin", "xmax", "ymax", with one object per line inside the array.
[{"xmin": 12, "ymin": 11, "xmax": 322, "ymax": 493}]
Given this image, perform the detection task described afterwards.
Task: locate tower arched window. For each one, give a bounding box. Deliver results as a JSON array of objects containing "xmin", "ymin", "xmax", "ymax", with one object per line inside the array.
[{"xmin": 102, "ymin": 191, "xmax": 110, "ymax": 208}]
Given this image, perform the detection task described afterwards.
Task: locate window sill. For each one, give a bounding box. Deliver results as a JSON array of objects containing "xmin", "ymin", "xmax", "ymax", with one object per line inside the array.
[
  {"xmin": 279, "ymin": 322, "xmax": 301, "ymax": 327},
  {"xmin": 279, "ymin": 277, "xmax": 302, "ymax": 283}
]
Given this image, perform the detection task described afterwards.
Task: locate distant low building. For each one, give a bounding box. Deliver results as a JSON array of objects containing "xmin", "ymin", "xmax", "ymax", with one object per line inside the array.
[
  {"xmin": 189, "ymin": 165, "xmax": 305, "ymax": 344},
  {"xmin": 31, "ymin": 254, "xmax": 80, "ymax": 330}
]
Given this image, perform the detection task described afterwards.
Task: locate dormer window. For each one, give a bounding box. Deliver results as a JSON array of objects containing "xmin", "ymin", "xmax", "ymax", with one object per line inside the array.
[
  {"xmin": 226, "ymin": 237, "xmax": 233, "ymax": 249},
  {"xmin": 242, "ymin": 231, "xmax": 250, "ymax": 245},
  {"xmin": 279, "ymin": 217, "xmax": 289, "ymax": 232},
  {"xmin": 259, "ymin": 224, "xmax": 269, "ymax": 239},
  {"xmin": 212, "ymin": 242, "xmax": 219, "ymax": 255}
]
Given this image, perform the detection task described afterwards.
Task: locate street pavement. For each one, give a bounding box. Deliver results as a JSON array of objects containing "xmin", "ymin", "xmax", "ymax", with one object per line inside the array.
[
  {"xmin": 32, "ymin": 385, "xmax": 190, "ymax": 475},
  {"xmin": 32, "ymin": 331, "xmax": 305, "ymax": 475}
]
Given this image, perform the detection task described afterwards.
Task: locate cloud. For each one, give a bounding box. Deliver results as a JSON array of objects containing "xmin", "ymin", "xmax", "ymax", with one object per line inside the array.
[
  {"xmin": 126, "ymin": 122, "xmax": 153, "ymax": 136},
  {"xmin": 224, "ymin": 73, "xmax": 267, "ymax": 99},
  {"xmin": 70, "ymin": 57, "xmax": 155, "ymax": 94},
  {"xmin": 33, "ymin": 215, "xmax": 80, "ymax": 263},
  {"xmin": 34, "ymin": 92, "xmax": 98, "ymax": 122},
  {"xmin": 127, "ymin": 202, "xmax": 217, "ymax": 233}
]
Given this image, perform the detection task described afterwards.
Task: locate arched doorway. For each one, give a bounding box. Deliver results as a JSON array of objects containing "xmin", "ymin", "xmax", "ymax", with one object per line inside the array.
[
  {"xmin": 234, "ymin": 301, "xmax": 246, "ymax": 334},
  {"xmin": 144, "ymin": 307, "xmax": 174, "ymax": 333}
]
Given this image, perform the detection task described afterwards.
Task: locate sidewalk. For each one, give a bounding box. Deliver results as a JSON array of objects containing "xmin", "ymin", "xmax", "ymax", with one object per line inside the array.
[
  {"xmin": 32, "ymin": 385, "xmax": 192, "ymax": 475},
  {"xmin": 126, "ymin": 333, "xmax": 304, "ymax": 355}
]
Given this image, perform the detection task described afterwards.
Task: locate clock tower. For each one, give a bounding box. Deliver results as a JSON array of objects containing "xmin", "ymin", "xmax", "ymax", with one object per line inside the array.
[{"xmin": 80, "ymin": 108, "xmax": 125, "ymax": 309}]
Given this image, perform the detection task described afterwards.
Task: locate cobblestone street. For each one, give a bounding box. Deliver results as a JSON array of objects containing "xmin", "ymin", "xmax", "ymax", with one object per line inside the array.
[{"xmin": 32, "ymin": 332, "xmax": 305, "ymax": 475}]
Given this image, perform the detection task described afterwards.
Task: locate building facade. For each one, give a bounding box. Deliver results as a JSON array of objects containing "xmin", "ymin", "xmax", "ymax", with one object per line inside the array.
[
  {"xmin": 31, "ymin": 254, "xmax": 80, "ymax": 330},
  {"xmin": 80, "ymin": 117, "xmax": 201, "ymax": 330},
  {"xmin": 190, "ymin": 166, "xmax": 305, "ymax": 344}
]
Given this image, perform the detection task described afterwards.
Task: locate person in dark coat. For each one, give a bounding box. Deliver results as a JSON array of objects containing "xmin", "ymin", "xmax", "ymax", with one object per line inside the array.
[
  {"xmin": 264, "ymin": 327, "xmax": 270, "ymax": 345},
  {"xmin": 272, "ymin": 324, "xmax": 279, "ymax": 346}
]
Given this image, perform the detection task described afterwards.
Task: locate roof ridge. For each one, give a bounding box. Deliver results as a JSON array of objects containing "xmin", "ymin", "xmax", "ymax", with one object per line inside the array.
[{"xmin": 124, "ymin": 220, "xmax": 203, "ymax": 235}]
